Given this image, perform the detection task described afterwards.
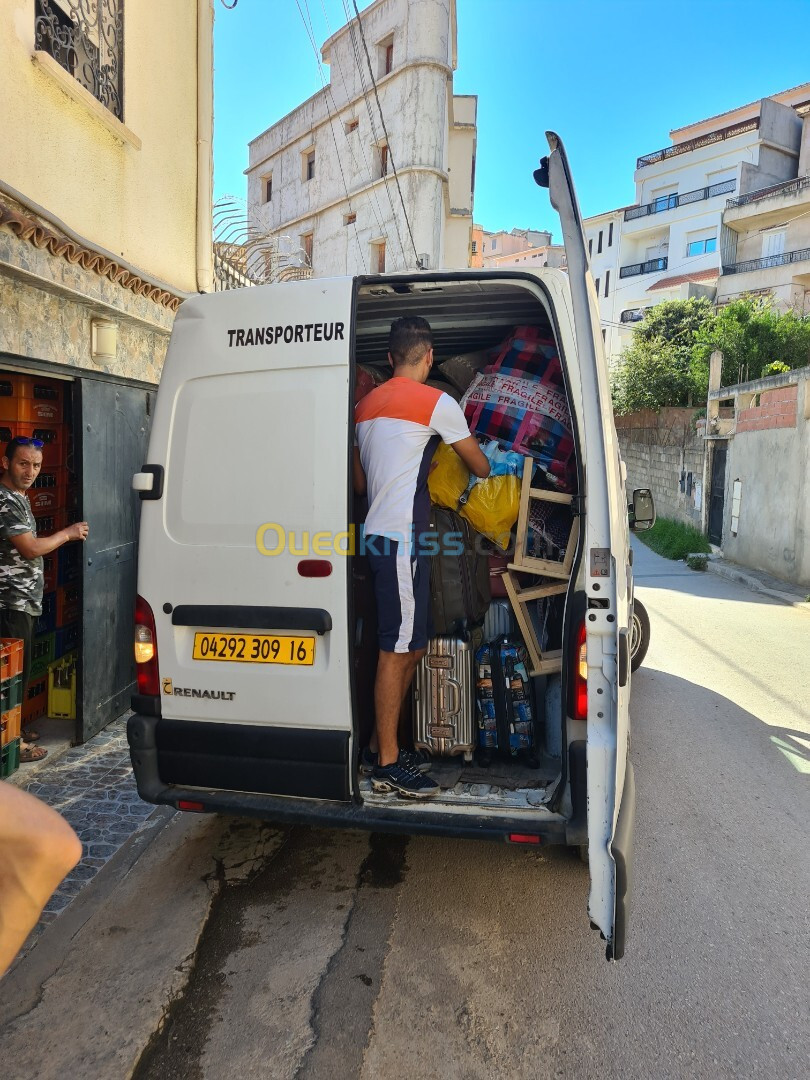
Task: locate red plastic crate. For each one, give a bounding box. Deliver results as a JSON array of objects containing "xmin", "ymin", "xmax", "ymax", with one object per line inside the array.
[
  {"xmin": 22, "ymin": 689, "xmax": 47, "ymax": 724},
  {"xmin": 1, "ymin": 705, "xmax": 22, "ymax": 746},
  {"xmin": 34, "ymin": 510, "xmax": 66, "ymax": 537},
  {"xmin": 29, "ymin": 486, "xmax": 63, "ymax": 514},
  {"xmin": 0, "ymin": 638, "xmax": 24, "ymax": 680},
  {"xmin": 0, "ymin": 376, "xmax": 63, "ymax": 423},
  {"xmin": 56, "ymin": 584, "xmax": 81, "ymax": 627}
]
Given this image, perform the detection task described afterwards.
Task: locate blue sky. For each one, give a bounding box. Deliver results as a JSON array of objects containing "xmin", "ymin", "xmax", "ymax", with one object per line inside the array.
[{"xmin": 214, "ymin": 0, "xmax": 810, "ymax": 236}]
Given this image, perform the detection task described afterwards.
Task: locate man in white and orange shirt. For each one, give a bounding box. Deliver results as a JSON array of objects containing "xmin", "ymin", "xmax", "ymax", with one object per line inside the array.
[{"xmin": 353, "ymin": 317, "xmax": 489, "ymax": 798}]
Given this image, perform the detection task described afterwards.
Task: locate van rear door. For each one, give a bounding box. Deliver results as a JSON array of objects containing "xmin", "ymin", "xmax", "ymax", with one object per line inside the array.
[
  {"xmin": 137, "ymin": 280, "xmax": 354, "ymax": 802},
  {"xmin": 543, "ymin": 133, "xmax": 635, "ymax": 959}
]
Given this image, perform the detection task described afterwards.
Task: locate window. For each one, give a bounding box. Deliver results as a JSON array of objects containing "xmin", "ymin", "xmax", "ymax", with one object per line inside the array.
[
  {"xmin": 378, "ymin": 35, "xmax": 394, "ymax": 78},
  {"xmin": 588, "ymin": 238, "xmax": 593, "ymax": 257},
  {"xmin": 344, "ymin": 213, "xmax": 357, "ymax": 226},
  {"xmin": 608, "ymin": 222, "xmax": 613, "ymax": 247},
  {"xmin": 686, "ymin": 236, "xmax": 717, "ymax": 257},
  {"xmin": 303, "ymin": 150, "xmax": 315, "ymax": 182},
  {"xmin": 604, "ymin": 269, "xmax": 610, "ymax": 298},
  {"xmin": 594, "ymin": 277, "xmax": 600, "ymax": 296},
  {"xmin": 373, "ymin": 241, "xmax": 386, "ymax": 273},
  {"xmin": 345, "ymin": 118, "xmax": 359, "ymax": 134},
  {"xmin": 471, "ymin": 240, "xmax": 477, "ymax": 254},
  {"xmin": 492, "ymin": 239, "xmax": 497, "ymax": 250},
  {"xmin": 378, "ymin": 144, "xmax": 389, "ymax": 178},
  {"xmin": 301, "ymin": 232, "xmax": 314, "ymax": 267},
  {"xmin": 263, "ymin": 175, "xmax": 273, "ymax": 203},
  {"xmin": 761, "ymin": 230, "xmax": 785, "ymax": 259},
  {"xmin": 653, "ymin": 192, "xmax": 678, "ymax": 213},
  {"xmin": 602, "ymin": 328, "xmax": 607, "ymax": 344},
  {"xmin": 34, "ymin": 0, "xmax": 124, "ymax": 121},
  {"xmin": 598, "ymin": 230, "xmax": 603, "ymax": 254}
]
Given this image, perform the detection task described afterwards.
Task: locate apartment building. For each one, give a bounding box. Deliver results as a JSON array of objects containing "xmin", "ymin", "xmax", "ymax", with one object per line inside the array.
[
  {"xmin": 587, "ymin": 83, "xmax": 810, "ymax": 363},
  {"xmin": 481, "ymin": 227, "xmax": 552, "ymax": 262},
  {"xmin": 246, "ymin": 0, "xmax": 476, "ymax": 276},
  {"xmin": 484, "ymin": 243, "xmax": 566, "ymax": 271},
  {"xmin": 0, "ymin": 0, "xmax": 214, "ymax": 739},
  {"xmin": 717, "ymin": 107, "xmax": 810, "ymax": 313}
]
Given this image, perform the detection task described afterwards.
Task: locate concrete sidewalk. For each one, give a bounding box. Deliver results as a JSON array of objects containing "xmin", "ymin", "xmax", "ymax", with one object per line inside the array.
[{"xmin": 705, "ymin": 555, "xmax": 810, "ymax": 612}]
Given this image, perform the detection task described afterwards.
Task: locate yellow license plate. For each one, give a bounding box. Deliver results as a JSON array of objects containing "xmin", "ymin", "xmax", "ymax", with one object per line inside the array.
[{"xmin": 192, "ymin": 632, "xmax": 315, "ymax": 666}]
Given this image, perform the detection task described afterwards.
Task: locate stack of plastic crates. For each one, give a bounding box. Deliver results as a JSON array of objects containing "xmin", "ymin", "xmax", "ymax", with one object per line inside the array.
[{"xmin": 1, "ymin": 638, "xmax": 24, "ymax": 777}]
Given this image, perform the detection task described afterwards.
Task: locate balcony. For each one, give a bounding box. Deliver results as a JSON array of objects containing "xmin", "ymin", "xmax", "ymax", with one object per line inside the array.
[
  {"xmin": 636, "ymin": 117, "xmax": 759, "ymax": 170},
  {"xmin": 625, "ymin": 179, "xmax": 736, "ymax": 221},
  {"xmin": 723, "ymin": 247, "xmax": 810, "ymax": 275},
  {"xmin": 726, "ymin": 174, "xmax": 810, "ymax": 209},
  {"xmin": 619, "ymin": 257, "xmax": 668, "ymax": 280},
  {"xmin": 620, "ymin": 308, "xmax": 646, "ymax": 323}
]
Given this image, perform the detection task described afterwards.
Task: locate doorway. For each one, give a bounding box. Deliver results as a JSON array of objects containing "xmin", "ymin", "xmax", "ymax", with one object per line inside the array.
[{"xmin": 708, "ymin": 441, "xmax": 727, "ymax": 546}]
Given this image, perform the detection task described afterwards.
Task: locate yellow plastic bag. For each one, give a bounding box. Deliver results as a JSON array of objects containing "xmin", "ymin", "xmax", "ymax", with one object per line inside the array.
[
  {"xmin": 460, "ymin": 473, "xmax": 520, "ymax": 550},
  {"xmin": 427, "ymin": 441, "xmax": 469, "ymax": 510}
]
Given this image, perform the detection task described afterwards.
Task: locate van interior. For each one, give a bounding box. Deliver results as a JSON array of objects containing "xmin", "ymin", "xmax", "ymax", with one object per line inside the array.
[{"xmin": 351, "ymin": 276, "xmax": 581, "ymax": 817}]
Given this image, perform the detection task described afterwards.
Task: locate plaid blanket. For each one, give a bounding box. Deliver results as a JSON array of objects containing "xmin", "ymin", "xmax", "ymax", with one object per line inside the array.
[{"xmin": 460, "ymin": 327, "xmax": 574, "ymax": 486}]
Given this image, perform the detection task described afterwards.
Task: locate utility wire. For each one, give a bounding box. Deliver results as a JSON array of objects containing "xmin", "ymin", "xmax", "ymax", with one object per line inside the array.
[
  {"xmin": 350, "ymin": 0, "xmax": 421, "ymax": 268},
  {"xmin": 294, "ymin": 0, "xmax": 368, "ymax": 271},
  {"xmin": 340, "ymin": 0, "xmax": 410, "ymax": 267}
]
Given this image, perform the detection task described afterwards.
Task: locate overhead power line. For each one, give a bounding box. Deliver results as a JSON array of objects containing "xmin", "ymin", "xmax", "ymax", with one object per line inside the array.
[{"xmin": 350, "ymin": 0, "xmax": 421, "ymax": 268}]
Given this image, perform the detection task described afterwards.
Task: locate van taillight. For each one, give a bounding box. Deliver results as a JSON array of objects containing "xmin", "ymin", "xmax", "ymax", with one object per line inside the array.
[
  {"xmin": 573, "ymin": 621, "xmax": 587, "ymax": 721},
  {"xmin": 134, "ymin": 594, "xmax": 160, "ymax": 696}
]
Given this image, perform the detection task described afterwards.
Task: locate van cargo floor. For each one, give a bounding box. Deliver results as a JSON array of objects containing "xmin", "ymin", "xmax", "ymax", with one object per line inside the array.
[{"xmin": 358, "ymin": 755, "xmax": 560, "ymax": 813}]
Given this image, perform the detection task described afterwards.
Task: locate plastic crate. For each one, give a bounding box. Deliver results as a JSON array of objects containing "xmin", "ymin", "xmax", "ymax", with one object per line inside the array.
[
  {"xmin": 0, "ymin": 673, "xmax": 23, "ymax": 711},
  {"xmin": 23, "ymin": 676, "xmax": 48, "ymax": 723},
  {"xmin": 34, "ymin": 590, "xmax": 57, "ymax": 635},
  {"xmin": 54, "ymin": 622, "xmax": 80, "ymax": 659},
  {"xmin": 48, "ymin": 656, "xmax": 77, "ymax": 720},
  {"xmin": 1, "ymin": 738, "xmax": 20, "ymax": 778},
  {"xmin": 34, "ymin": 511, "xmax": 66, "ymax": 539},
  {"xmin": 30, "ymin": 631, "xmax": 56, "ymax": 680},
  {"xmin": 1, "ymin": 705, "xmax": 22, "ymax": 746},
  {"xmin": 43, "ymin": 553, "xmax": 58, "ymax": 593},
  {"xmin": 29, "ymin": 487, "xmax": 62, "ymax": 514},
  {"xmin": 0, "ymin": 638, "xmax": 24, "ymax": 680},
  {"xmin": 58, "ymin": 544, "xmax": 81, "ymax": 585},
  {"xmin": 56, "ymin": 584, "xmax": 81, "ymax": 627},
  {"xmin": 0, "ymin": 376, "xmax": 63, "ymax": 423}
]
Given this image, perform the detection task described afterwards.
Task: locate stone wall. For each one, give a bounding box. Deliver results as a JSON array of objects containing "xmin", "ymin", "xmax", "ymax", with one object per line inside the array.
[{"xmin": 614, "ymin": 408, "xmax": 707, "ymax": 529}]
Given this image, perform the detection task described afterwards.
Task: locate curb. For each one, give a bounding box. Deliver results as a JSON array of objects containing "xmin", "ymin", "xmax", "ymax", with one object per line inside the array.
[{"xmin": 705, "ymin": 559, "xmax": 810, "ymax": 613}]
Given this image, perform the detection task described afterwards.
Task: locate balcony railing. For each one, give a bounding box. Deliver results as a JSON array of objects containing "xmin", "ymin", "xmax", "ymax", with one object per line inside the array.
[
  {"xmin": 620, "ymin": 308, "xmax": 646, "ymax": 323},
  {"xmin": 723, "ymin": 247, "xmax": 810, "ymax": 275},
  {"xmin": 619, "ymin": 256, "xmax": 668, "ymax": 280},
  {"xmin": 726, "ymin": 174, "xmax": 810, "ymax": 209},
  {"xmin": 636, "ymin": 117, "xmax": 759, "ymax": 170},
  {"xmin": 625, "ymin": 179, "xmax": 736, "ymax": 221}
]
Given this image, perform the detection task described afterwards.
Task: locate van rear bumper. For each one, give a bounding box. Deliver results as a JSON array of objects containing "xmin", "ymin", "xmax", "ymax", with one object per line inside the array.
[{"xmin": 127, "ymin": 714, "xmax": 569, "ymax": 845}]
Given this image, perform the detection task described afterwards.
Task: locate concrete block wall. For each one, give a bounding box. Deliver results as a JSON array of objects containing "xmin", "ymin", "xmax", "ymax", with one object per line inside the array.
[{"xmin": 615, "ymin": 408, "xmax": 706, "ymax": 529}]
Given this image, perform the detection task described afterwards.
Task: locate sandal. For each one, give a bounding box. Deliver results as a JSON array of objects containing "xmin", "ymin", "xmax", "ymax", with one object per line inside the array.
[
  {"xmin": 20, "ymin": 744, "xmax": 48, "ymax": 763},
  {"xmin": 22, "ymin": 728, "xmax": 41, "ymax": 742}
]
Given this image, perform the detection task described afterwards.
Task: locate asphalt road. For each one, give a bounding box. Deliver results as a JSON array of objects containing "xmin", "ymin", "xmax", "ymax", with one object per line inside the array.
[{"xmin": 133, "ymin": 542, "xmax": 810, "ymax": 1080}]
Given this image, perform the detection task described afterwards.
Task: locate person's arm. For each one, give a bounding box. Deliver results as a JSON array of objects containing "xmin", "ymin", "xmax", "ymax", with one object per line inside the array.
[
  {"xmin": 353, "ymin": 446, "xmax": 367, "ymax": 495},
  {"xmin": 9, "ymin": 522, "xmax": 89, "ymax": 560},
  {"xmin": 450, "ymin": 435, "xmax": 490, "ymax": 478}
]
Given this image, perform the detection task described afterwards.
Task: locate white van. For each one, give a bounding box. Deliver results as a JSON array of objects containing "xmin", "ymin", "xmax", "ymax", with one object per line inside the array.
[{"xmin": 128, "ymin": 135, "xmax": 653, "ymax": 960}]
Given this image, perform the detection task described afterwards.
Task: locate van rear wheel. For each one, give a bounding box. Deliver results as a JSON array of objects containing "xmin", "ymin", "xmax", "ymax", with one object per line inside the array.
[{"xmin": 630, "ymin": 599, "xmax": 650, "ymax": 672}]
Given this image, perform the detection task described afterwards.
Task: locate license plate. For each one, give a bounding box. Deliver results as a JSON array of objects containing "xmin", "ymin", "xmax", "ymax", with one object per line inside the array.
[{"xmin": 192, "ymin": 632, "xmax": 315, "ymax": 666}]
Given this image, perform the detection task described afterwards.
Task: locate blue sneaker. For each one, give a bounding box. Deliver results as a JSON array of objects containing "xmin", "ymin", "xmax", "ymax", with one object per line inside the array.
[
  {"xmin": 360, "ymin": 746, "xmax": 432, "ymax": 776},
  {"xmin": 371, "ymin": 761, "xmax": 440, "ymax": 799}
]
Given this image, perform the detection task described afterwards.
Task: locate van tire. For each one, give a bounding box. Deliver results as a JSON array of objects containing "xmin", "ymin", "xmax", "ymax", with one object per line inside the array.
[{"xmin": 630, "ymin": 599, "xmax": 650, "ymax": 672}]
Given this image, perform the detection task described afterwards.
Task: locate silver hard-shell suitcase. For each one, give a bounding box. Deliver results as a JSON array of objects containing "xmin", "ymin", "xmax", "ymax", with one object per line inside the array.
[{"xmin": 413, "ymin": 637, "xmax": 475, "ymax": 762}]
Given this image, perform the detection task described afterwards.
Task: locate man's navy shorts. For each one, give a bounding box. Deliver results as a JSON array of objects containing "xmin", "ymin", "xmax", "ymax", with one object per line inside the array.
[{"xmin": 365, "ymin": 535, "xmax": 431, "ymax": 653}]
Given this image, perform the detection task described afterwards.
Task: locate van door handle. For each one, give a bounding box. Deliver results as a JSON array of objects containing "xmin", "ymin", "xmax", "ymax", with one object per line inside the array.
[{"xmin": 618, "ymin": 629, "xmax": 630, "ymax": 687}]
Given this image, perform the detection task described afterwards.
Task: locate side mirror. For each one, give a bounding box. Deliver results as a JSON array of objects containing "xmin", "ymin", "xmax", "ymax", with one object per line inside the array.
[{"xmin": 629, "ymin": 488, "xmax": 655, "ymax": 532}]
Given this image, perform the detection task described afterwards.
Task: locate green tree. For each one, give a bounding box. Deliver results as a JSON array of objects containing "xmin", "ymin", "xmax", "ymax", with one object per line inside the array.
[
  {"xmin": 611, "ymin": 297, "xmax": 713, "ymax": 413},
  {"xmin": 694, "ymin": 298, "xmax": 810, "ymax": 387}
]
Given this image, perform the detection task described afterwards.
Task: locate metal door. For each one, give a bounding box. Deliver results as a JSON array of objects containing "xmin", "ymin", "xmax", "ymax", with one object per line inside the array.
[
  {"xmin": 78, "ymin": 379, "xmax": 154, "ymax": 741},
  {"xmin": 708, "ymin": 441, "xmax": 727, "ymax": 546}
]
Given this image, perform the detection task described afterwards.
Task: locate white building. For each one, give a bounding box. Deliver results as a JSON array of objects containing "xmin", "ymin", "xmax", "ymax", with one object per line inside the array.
[
  {"xmin": 484, "ymin": 243, "xmax": 566, "ymax": 271},
  {"xmin": 245, "ymin": 0, "xmax": 476, "ymax": 277},
  {"xmin": 585, "ymin": 83, "xmax": 810, "ymax": 363}
]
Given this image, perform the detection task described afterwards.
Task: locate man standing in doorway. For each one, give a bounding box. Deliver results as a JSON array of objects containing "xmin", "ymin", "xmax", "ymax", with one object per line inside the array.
[
  {"xmin": 353, "ymin": 317, "xmax": 490, "ymax": 798},
  {"xmin": 0, "ymin": 437, "xmax": 89, "ymax": 762}
]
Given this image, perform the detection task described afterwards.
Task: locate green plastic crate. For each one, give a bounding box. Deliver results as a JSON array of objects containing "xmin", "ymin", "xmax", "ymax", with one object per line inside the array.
[
  {"xmin": 1, "ymin": 737, "xmax": 20, "ymax": 778},
  {"xmin": 30, "ymin": 631, "xmax": 56, "ymax": 681},
  {"xmin": 0, "ymin": 673, "xmax": 23, "ymax": 711}
]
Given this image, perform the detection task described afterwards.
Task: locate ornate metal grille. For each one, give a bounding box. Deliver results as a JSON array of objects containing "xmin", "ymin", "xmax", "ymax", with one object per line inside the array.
[{"xmin": 35, "ymin": 0, "xmax": 124, "ymax": 121}]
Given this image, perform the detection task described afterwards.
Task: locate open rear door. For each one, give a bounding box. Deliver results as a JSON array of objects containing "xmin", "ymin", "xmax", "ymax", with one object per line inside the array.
[{"xmin": 541, "ymin": 132, "xmax": 635, "ymax": 959}]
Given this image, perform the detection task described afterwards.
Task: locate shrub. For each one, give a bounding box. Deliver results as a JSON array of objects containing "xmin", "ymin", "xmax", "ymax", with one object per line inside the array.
[
  {"xmin": 686, "ymin": 554, "xmax": 708, "ymax": 571},
  {"xmin": 635, "ymin": 517, "xmax": 711, "ymax": 561}
]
